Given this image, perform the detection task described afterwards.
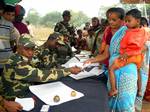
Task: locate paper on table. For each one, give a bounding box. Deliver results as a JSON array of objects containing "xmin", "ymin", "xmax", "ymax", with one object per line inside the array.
[
  {"xmin": 15, "ymin": 97, "xmax": 34, "ymax": 111},
  {"xmin": 62, "ymin": 57, "xmax": 100, "ymax": 69},
  {"xmin": 89, "ymin": 67, "xmax": 105, "ymax": 76},
  {"xmin": 61, "ymin": 57, "xmax": 80, "ymax": 68},
  {"xmin": 29, "ymin": 82, "xmax": 84, "ymax": 106},
  {"xmin": 80, "ymin": 51, "xmax": 91, "ymax": 55},
  {"xmin": 70, "ymin": 70, "xmax": 94, "ymax": 80},
  {"xmin": 70, "ymin": 67, "xmax": 104, "ymax": 80},
  {"xmin": 72, "ymin": 46, "xmax": 77, "ymax": 52}
]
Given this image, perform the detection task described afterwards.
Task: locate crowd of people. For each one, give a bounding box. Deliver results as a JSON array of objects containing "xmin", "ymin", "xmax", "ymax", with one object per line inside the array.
[{"xmin": 0, "ymin": 0, "xmax": 150, "ymax": 111}]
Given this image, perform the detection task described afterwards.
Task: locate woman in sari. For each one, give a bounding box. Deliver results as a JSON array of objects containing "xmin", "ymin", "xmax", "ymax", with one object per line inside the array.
[
  {"xmin": 109, "ymin": 26, "xmax": 149, "ymax": 111},
  {"xmin": 84, "ymin": 8, "xmax": 150, "ymax": 111}
]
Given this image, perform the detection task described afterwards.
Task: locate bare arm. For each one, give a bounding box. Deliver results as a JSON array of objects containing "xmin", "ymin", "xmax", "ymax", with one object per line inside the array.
[{"xmin": 84, "ymin": 45, "xmax": 110, "ymax": 64}]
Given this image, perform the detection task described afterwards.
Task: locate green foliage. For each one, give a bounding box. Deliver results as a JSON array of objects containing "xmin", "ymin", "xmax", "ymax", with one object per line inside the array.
[
  {"xmin": 25, "ymin": 9, "xmax": 90, "ymax": 28},
  {"xmin": 70, "ymin": 11, "xmax": 90, "ymax": 28},
  {"xmin": 25, "ymin": 9, "xmax": 41, "ymax": 25},
  {"xmin": 39, "ymin": 11, "xmax": 62, "ymax": 28}
]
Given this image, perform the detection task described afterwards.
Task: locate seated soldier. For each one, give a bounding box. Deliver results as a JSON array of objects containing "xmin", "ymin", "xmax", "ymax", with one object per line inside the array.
[
  {"xmin": 33, "ymin": 32, "xmax": 60, "ymax": 68},
  {"xmin": 56, "ymin": 32, "xmax": 73, "ymax": 64},
  {"xmin": 1, "ymin": 34, "xmax": 81, "ymax": 100}
]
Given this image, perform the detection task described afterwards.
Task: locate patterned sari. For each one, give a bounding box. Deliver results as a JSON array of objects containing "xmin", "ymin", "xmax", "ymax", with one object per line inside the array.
[{"xmin": 108, "ymin": 26, "xmax": 150, "ymax": 111}]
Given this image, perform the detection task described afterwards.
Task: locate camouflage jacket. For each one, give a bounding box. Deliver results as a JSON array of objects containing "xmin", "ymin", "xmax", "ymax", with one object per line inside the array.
[
  {"xmin": 56, "ymin": 42, "xmax": 74, "ymax": 64},
  {"xmin": 54, "ymin": 21, "xmax": 76, "ymax": 46},
  {"xmin": 33, "ymin": 46, "xmax": 59, "ymax": 69},
  {"xmin": 2, "ymin": 53, "xmax": 71, "ymax": 100}
]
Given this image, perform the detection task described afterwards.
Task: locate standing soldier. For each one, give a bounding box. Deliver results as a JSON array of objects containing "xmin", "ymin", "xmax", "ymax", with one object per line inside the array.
[
  {"xmin": 54, "ymin": 10, "xmax": 76, "ymax": 47},
  {"xmin": 1, "ymin": 34, "xmax": 81, "ymax": 100}
]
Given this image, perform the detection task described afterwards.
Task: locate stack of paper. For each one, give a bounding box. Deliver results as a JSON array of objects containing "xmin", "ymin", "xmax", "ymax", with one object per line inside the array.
[
  {"xmin": 29, "ymin": 82, "xmax": 84, "ymax": 106},
  {"xmin": 70, "ymin": 67, "xmax": 104, "ymax": 80},
  {"xmin": 15, "ymin": 97, "xmax": 34, "ymax": 111}
]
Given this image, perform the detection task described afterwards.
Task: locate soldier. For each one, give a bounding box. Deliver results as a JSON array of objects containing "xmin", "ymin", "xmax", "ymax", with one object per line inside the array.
[
  {"xmin": 54, "ymin": 10, "xmax": 76, "ymax": 47},
  {"xmin": 1, "ymin": 34, "xmax": 81, "ymax": 100},
  {"xmin": 33, "ymin": 32, "xmax": 60, "ymax": 68},
  {"xmin": 56, "ymin": 32, "xmax": 73, "ymax": 64}
]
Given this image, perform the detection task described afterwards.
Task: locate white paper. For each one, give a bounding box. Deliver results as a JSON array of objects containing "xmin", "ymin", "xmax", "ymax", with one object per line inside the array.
[
  {"xmin": 89, "ymin": 67, "xmax": 105, "ymax": 76},
  {"xmin": 70, "ymin": 71, "xmax": 94, "ymax": 80},
  {"xmin": 29, "ymin": 82, "xmax": 84, "ymax": 106},
  {"xmin": 71, "ymin": 46, "xmax": 77, "ymax": 52},
  {"xmin": 15, "ymin": 97, "xmax": 34, "ymax": 111},
  {"xmin": 80, "ymin": 51, "xmax": 91, "ymax": 55},
  {"xmin": 62, "ymin": 57, "xmax": 100, "ymax": 69},
  {"xmin": 70, "ymin": 67, "xmax": 104, "ymax": 80},
  {"xmin": 61, "ymin": 57, "xmax": 80, "ymax": 68}
]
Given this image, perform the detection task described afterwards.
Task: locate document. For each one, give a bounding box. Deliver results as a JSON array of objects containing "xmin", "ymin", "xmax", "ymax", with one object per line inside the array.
[
  {"xmin": 29, "ymin": 82, "xmax": 84, "ymax": 106},
  {"xmin": 15, "ymin": 97, "xmax": 34, "ymax": 111},
  {"xmin": 70, "ymin": 67, "xmax": 104, "ymax": 80}
]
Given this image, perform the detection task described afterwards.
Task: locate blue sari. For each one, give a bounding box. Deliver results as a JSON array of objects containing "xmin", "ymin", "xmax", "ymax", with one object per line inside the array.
[{"xmin": 108, "ymin": 26, "xmax": 149, "ymax": 111}]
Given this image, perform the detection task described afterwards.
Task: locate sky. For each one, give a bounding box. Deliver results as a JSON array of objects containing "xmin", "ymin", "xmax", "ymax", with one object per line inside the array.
[{"xmin": 19, "ymin": 0, "xmax": 119, "ymax": 17}]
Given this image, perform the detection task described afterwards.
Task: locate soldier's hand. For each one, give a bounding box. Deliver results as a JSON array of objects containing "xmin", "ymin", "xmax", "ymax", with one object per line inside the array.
[
  {"xmin": 4, "ymin": 100, "xmax": 23, "ymax": 112},
  {"xmin": 70, "ymin": 66, "xmax": 82, "ymax": 74}
]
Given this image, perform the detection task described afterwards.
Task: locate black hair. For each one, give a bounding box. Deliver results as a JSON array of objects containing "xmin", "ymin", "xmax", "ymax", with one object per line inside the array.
[
  {"xmin": 92, "ymin": 17, "xmax": 99, "ymax": 22},
  {"xmin": 140, "ymin": 17, "xmax": 149, "ymax": 27},
  {"xmin": 0, "ymin": 0, "xmax": 5, "ymax": 10},
  {"xmin": 106, "ymin": 7, "xmax": 125, "ymax": 20},
  {"xmin": 3, "ymin": 5, "xmax": 15, "ymax": 13},
  {"xmin": 126, "ymin": 9, "xmax": 141, "ymax": 19},
  {"xmin": 77, "ymin": 29, "xmax": 82, "ymax": 34}
]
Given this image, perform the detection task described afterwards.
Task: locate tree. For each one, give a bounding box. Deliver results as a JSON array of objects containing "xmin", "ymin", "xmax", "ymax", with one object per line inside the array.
[
  {"xmin": 25, "ymin": 9, "xmax": 41, "ymax": 25},
  {"xmin": 70, "ymin": 11, "xmax": 90, "ymax": 28},
  {"xmin": 40, "ymin": 11, "xmax": 62, "ymax": 28},
  {"xmin": 25, "ymin": 9, "xmax": 90, "ymax": 28}
]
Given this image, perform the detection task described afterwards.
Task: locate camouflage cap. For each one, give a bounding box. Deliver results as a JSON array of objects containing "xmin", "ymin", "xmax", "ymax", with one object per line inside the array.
[
  {"xmin": 47, "ymin": 32, "xmax": 60, "ymax": 40},
  {"xmin": 18, "ymin": 34, "xmax": 36, "ymax": 48},
  {"xmin": 62, "ymin": 10, "xmax": 71, "ymax": 17},
  {"xmin": 47, "ymin": 32, "xmax": 65, "ymax": 45}
]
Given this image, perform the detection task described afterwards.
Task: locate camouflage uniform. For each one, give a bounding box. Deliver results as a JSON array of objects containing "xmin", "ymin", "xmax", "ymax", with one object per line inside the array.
[
  {"xmin": 33, "ymin": 46, "xmax": 58, "ymax": 69},
  {"xmin": 56, "ymin": 42, "xmax": 73, "ymax": 64},
  {"xmin": 54, "ymin": 20, "xmax": 76, "ymax": 46},
  {"xmin": 1, "ymin": 34, "xmax": 71, "ymax": 100}
]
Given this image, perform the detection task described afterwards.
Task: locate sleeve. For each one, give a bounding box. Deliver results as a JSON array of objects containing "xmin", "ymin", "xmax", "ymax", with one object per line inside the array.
[
  {"xmin": 54, "ymin": 23, "xmax": 61, "ymax": 32},
  {"xmin": 120, "ymin": 31, "xmax": 146, "ymax": 56},
  {"xmin": 10, "ymin": 26, "xmax": 20, "ymax": 41},
  {"xmin": 7, "ymin": 62, "xmax": 71, "ymax": 83}
]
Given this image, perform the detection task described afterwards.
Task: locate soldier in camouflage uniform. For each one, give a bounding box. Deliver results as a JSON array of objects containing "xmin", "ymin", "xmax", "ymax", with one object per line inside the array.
[
  {"xmin": 54, "ymin": 10, "xmax": 76, "ymax": 47},
  {"xmin": 1, "ymin": 34, "xmax": 81, "ymax": 100},
  {"xmin": 33, "ymin": 32, "xmax": 60, "ymax": 68},
  {"xmin": 56, "ymin": 32, "xmax": 74, "ymax": 64}
]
